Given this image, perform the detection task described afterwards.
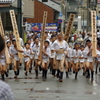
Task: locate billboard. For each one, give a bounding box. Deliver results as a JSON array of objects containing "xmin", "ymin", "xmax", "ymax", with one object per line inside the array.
[
  {"xmin": 31, "ymin": 23, "xmax": 41, "ymax": 32},
  {"xmin": 26, "ymin": 23, "xmax": 58, "ymax": 32}
]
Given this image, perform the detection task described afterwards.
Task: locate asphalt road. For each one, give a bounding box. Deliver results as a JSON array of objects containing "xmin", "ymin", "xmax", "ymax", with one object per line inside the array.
[{"xmin": 4, "ymin": 65, "xmax": 100, "ymax": 100}]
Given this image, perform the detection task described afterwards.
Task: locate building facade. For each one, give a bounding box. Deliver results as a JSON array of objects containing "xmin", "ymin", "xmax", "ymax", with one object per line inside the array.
[
  {"xmin": 26, "ymin": 0, "xmax": 54, "ymax": 23},
  {"xmin": 23, "ymin": 0, "xmax": 34, "ymax": 18}
]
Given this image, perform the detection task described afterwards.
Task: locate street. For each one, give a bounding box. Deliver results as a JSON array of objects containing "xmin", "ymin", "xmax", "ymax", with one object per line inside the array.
[{"xmin": 4, "ymin": 65, "xmax": 100, "ymax": 100}]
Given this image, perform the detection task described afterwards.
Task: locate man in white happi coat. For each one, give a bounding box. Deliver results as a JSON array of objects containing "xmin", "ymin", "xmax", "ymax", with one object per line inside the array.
[{"xmin": 51, "ymin": 33, "xmax": 69, "ymax": 82}]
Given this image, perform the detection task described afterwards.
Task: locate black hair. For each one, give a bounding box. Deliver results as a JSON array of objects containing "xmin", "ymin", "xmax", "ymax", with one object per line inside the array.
[
  {"xmin": 12, "ymin": 40, "xmax": 16, "ymax": 43},
  {"xmin": 34, "ymin": 36, "xmax": 39, "ymax": 41},
  {"xmin": 0, "ymin": 35, "xmax": 5, "ymax": 53},
  {"xmin": 31, "ymin": 35, "xmax": 34, "ymax": 37},
  {"xmin": 80, "ymin": 45, "xmax": 84, "ymax": 48},
  {"xmin": 24, "ymin": 43, "xmax": 30, "ymax": 46},
  {"xmin": 44, "ymin": 40, "xmax": 49, "ymax": 45},
  {"xmin": 86, "ymin": 39, "xmax": 91, "ymax": 43},
  {"xmin": 74, "ymin": 42, "xmax": 80, "ymax": 46},
  {"xmin": 97, "ymin": 30, "xmax": 99, "ymax": 32},
  {"xmin": 45, "ymin": 32, "xmax": 48, "ymax": 35},
  {"xmin": 51, "ymin": 35, "xmax": 56, "ymax": 39},
  {"xmin": 6, "ymin": 41, "xmax": 11, "ymax": 44},
  {"xmin": 27, "ymin": 38, "xmax": 31, "ymax": 42}
]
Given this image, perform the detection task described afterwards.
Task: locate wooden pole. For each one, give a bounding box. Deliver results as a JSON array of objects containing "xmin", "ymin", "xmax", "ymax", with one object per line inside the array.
[
  {"xmin": 38, "ymin": 11, "xmax": 48, "ymax": 61},
  {"xmin": 0, "ymin": 16, "xmax": 11, "ymax": 64},
  {"xmin": 91, "ymin": 10, "xmax": 97, "ymax": 57},
  {"xmin": 9, "ymin": 10, "xmax": 23, "ymax": 59},
  {"xmin": 64, "ymin": 13, "xmax": 75, "ymax": 42}
]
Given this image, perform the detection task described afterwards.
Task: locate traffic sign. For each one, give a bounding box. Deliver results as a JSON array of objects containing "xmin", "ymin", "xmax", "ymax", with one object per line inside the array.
[
  {"xmin": 59, "ymin": 12, "xmax": 62, "ymax": 17},
  {"xmin": 58, "ymin": 19, "xmax": 62, "ymax": 23}
]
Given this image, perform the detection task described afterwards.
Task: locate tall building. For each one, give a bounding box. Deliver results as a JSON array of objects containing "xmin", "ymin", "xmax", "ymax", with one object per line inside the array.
[{"xmin": 0, "ymin": 0, "xmax": 34, "ymax": 30}]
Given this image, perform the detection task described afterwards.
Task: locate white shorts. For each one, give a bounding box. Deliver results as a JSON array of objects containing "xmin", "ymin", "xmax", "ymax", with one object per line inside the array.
[
  {"xmin": 74, "ymin": 58, "xmax": 79, "ymax": 63},
  {"xmin": 50, "ymin": 53, "xmax": 55, "ymax": 58},
  {"xmin": 24, "ymin": 57, "xmax": 30, "ymax": 62},
  {"xmin": 65, "ymin": 58, "xmax": 71, "ymax": 62},
  {"xmin": 14, "ymin": 55, "xmax": 19, "ymax": 61},
  {"xmin": 0, "ymin": 59, "xmax": 6, "ymax": 65},
  {"xmin": 87, "ymin": 57, "xmax": 93, "ymax": 62},
  {"xmin": 30, "ymin": 55, "xmax": 34, "ymax": 59},
  {"xmin": 43, "ymin": 58, "xmax": 49, "ymax": 63},
  {"xmin": 79, "ymin": 59, "xmax": 84, "ymax": 63},
  {"xmin": 56, "ymin": 54, "xmax": 64, "ymax": 60}
]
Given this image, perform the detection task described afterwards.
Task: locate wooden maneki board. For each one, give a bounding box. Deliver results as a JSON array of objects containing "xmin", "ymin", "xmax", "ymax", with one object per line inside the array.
[
  {"xmin": 9, "ymin": 10, "xmax": 23, "ymax": 59},
  {"xmin": 38, "ymin": 11, "xmax": 48, "ymax": 61},
  {"xmin": 65, "ymin": 13, "xmax": 75, "ymax": 42},
  {"xmin": 91, "ymin": 10, "xmax": 97, "ymax": 57},
  {"xmin": 0, "ymin": 16, "xmax": 11, "ymax": 64}
]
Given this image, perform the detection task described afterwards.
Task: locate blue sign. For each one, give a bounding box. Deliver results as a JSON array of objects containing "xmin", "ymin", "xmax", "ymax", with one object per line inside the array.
[
  {"xmin": 26, "ymin": 23, "xmax": 58, "ymax": 32},
  {"xmin": 59, "ymin": 12, "xmax": 62, "ymax": 17}
]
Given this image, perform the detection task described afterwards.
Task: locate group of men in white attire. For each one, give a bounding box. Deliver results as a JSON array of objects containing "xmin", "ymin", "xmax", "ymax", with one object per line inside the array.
[{"xmin": 0, "ymin": 31, "xmax": 100, "ymax": 83}]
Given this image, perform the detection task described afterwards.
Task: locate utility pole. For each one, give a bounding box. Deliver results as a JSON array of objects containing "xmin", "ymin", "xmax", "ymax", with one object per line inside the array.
[
  {"xmin": 93, "ymin": 0, "xmax": 97, "ymax": 8},
  {"xmin": 77, "ymin": 0, "xmax": 82, "ymax": 32},
  {"xmin": 82, "ymin": 8, "xmax": 85, "ymax": 32},
  {"xmin": 17, "ymin": 0, "xmax": 22, "ymax": 37},
  {"xmin": 65, "ymin": 0, "xmax": 67, "ymax": 23},
  {"xmin": 61, "ymin": 0, "xmax": 65, "ymax": 32},
  {"xmin": 87, "ymin": 0, "xmax": 90, "ymax": 32},
  {"xmin": 77, "ymin": 0, "xmax": 80, "ymax": 15}
]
